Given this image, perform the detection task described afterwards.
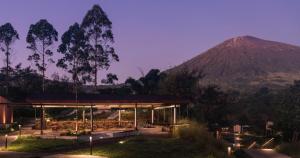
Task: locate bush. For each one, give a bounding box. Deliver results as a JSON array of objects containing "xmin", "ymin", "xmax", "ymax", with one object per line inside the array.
[
  {"xmin": 276, "ymin": 142, "xmax": 300, "ymax": 158},
  {"xmin": 174, "ymin": 119, "xmax": 229, "ymax": 158}
]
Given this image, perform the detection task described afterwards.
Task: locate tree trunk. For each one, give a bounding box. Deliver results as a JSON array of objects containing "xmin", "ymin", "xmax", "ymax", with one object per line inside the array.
[
  {"xmin": 94, "ymin": 36, "xmax": 98, "ymax": 92},
  {"xmin": 42, "ymin": 42, "xmax": 45, "ymax": 93},
  {"xmin": 94, "ymin": 63, "xmax": 97, "ymax": 92},
  {"xmin": 5, "ymin": 44, "xmax": 9, "ymax": 96}
]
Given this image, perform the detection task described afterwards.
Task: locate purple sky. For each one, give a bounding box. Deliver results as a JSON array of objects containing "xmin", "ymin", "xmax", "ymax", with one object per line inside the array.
[{"xmin": 0, "ymin": 0, "xmax": 299, "ymax": 83}]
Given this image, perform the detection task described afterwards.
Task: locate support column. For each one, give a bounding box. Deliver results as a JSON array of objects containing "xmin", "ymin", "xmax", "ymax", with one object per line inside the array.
[
  {"xmin": 173, "ymin": 105, "xmax": 177, "ymax": 125},
  {"xmin": 151, "ymin": 108, "xmax": 154, "ymax": 124},
  {"xmin": 90, "ymin": 105, "xmax": 93, "ymax": 132},
  {"xmin": 186, "ymin": 104, "xmax": 189, "ymax": 118},
  {"xmin": 134, "ymin": 104, "xmax": 137, "ymax": 130},
  {"xmin": 83, "ymin": 109, "xmax": 85, "ymax": 123},
  {"xmin": 178, "ymin": 105, "xmax": 181, "ymax": 121},
  {"xmin": 118, "ymin": 109, "xmax": 121, "ymax": 126},
  {"xmin": 40, "ymin": 105, "xmax": 44, "ymax": 135},
  {"xmin": 34, "ymin": 107, "xmax": 37, "ymax": 121},
  {"xmin": 163, "ymin": 109, "xmax": 166, "ymax": 123},
  {"xmin": 75, "ymin": 108, "xmax": 78, "ymax": 133},
  {"xmin": 10, "ymin": 107, "xmax": 13, "ymax": 124}
]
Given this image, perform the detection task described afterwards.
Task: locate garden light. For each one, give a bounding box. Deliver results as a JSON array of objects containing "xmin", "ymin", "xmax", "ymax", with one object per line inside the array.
[
  {"xmin": 18, "ymin": 124, "xmax": 22, "ymax": 137},
  {"xmin": 89, "ymin": 136, "xmax": 93, "ymax": 155},
  {"xmin": 227, "ymin": 146, "xmax": 231, "ymax": 156},
  {"xmin": 5, "ymin": 134, "xmax": 8, "ymax": 149}
]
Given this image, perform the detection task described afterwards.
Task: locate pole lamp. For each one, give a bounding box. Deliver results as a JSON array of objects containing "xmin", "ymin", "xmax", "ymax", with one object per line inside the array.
[
  {"xmin": 5, "ymin": 134, "xmax": 8, "ymax": 149},
  {"xmin": 227, "ymin": 146, "xmax": 231, "ymax": 156},
  {"xmin": 18, "ymin": 124, "xmax": 22, "ymax": 137},
  {"xmin": 89, "ymin": 136, "xmax": 93, "ymax": 155}
]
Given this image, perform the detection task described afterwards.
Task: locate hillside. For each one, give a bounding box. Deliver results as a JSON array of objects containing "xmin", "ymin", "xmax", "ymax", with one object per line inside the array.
[{"xmin": 169, "ymin": 36, "xmax": 300, "ymax": 90}]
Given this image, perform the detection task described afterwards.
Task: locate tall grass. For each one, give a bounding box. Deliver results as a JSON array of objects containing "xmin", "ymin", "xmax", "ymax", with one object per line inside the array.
[
  {"xmin": 276, "ymin": 142, "xmax": 300, "ymax": 158},
  {"xmin": 174, "ymin": 119, "xmax": 230, "ymax": 158}
]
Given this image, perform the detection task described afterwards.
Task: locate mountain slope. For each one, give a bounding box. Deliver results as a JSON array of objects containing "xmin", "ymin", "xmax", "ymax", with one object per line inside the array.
[{"xmin": 169, "ymin": 36, "xmax": 300, "ymax": 90}]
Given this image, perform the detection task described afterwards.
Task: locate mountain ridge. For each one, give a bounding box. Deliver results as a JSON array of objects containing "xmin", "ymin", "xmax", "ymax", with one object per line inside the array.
[{"xmin": 169, "ymin": 35, "xmax": 300, "ymax": 90}]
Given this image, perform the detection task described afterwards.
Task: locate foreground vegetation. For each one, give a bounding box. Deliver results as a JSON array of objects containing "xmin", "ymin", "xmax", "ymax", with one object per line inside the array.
[
  {"xmin": 3, "ymin": 121, "xmax": 233, "ymax": 158},
  {"xmin": 70, "ymin": 121, "xmax": 230, "ymax": 158},
  {"xmin": 276, "ymin": 142, "xmax": 300, "ymax": 158},
  {"xmin": 6, "ymin": 137, "xmax": 75, "ymax": 152}
]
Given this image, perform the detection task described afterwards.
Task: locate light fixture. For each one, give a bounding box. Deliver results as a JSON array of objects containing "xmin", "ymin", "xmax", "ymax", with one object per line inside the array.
[
  {"xmin": 89, "ymin": 136, "xmax": 93, "ymax": 155},
  {"xmin": 227, "ymin": 146, "xmax": 231, "ymax": 156}
]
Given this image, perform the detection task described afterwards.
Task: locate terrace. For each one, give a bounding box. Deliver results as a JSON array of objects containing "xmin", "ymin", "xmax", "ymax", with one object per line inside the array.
[{"xmin": 0, "ymin": 94, "xmax": 188, "ymax": 141}]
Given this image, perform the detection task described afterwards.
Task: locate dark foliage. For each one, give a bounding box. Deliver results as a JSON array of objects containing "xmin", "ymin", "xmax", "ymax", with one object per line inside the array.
[
  {"xmin": 81, "ymin": 4, "xmax": 119, "ymax": 87},
  {"xmin": 27, "ymin": 19, "xmax": 58, "ymax": 92}
]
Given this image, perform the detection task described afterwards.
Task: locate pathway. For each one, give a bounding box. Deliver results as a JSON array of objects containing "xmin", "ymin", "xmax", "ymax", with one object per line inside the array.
[{"xmin": 245, "ymin": 149, "xmax": 291, "ymax": 158}]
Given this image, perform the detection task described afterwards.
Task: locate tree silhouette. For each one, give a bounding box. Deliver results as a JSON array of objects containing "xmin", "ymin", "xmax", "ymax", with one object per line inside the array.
[
  {"xmin": 0, "ymin": 23, "xmax": 19, "ymax": 95},
  {"xmin": 57, "ymin": 23, "xmax": 91, "ymax": 95},
  {"xmin": 81, "ymin": 4, "xmax": 119, "ymax": 89},
  {"xmin": 26, "ymin": 19, "xmax": 58, "ymax": 92},
  {"xmin": 101, "ymin": 73, "xmax": 118, "ymax": 85}
]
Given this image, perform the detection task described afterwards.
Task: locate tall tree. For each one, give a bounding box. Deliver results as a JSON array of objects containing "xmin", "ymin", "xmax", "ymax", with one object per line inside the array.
[
  {"xmin": 57, "ymin": 23, "xmax": 90, "ymax": 96},
  {"xmin": 57, "ymin": 23, "xmax": 90, "ymax": 133},
  {"xmin": 26, "ymin": 19, "xmax": 58, "ymax": 92},
  {"xmin": 0, "ymin": 23, "xmax": 19, "ymax": 96},
  {"xmin": 81, "ymin": 4, "xmax": 119, "ymax": 89}
]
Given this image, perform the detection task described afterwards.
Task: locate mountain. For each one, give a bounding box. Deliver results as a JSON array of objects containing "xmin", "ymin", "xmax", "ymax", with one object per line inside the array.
[{"xmin": 169, "ymin": 36, "xmax": 300, "ymax": 90}]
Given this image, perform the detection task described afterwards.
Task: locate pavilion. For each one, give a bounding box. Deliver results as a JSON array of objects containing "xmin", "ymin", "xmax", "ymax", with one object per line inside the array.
[{"xmin": 0, "ymin": 94, "xmax": 188, "ymax": 135}]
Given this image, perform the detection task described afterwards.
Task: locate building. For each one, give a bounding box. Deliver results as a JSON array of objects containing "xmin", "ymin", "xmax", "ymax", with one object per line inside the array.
[
  {"xmin": 0, "ymin": 94, "xmax": 187, "ymax": 133},
  {"xmin": 0, "ymin": 96, "xmax": 13, "ymax": 128}
]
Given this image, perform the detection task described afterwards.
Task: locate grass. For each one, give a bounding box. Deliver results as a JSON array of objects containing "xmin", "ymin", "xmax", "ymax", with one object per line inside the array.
[
  {"xmin": 276, "ymin": 142, "xmax": 300, "ymax": 158},
  {"xmin": 6, "ymin": 136, "xmax": 76, "ymax": 152},
  {"xmin": 70, "ymin": 120, "xmax": 231, "ymax": 158},
  {"xmin": 70, "ymin": 136, "xmax": 229, "ymax": 158},
  {"xmin": 4, "ymin": 120, "xmax": 232, "ymax": 158}
]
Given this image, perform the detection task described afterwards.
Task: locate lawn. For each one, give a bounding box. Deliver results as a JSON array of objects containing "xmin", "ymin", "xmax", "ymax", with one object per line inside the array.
[
  {"xmin": 4, "ymin": 136, "xmax": 230, "ymax": 158},
  {"xmin": 6, "ymin": 136, "xmax": 76, "ymax": 152},
  {"xmin": 70, "ymin": 136, "xmax": 229, "ymax": 158},
  {"xmin": 4, "ymin": 121, "xmax": 233, "ymax": 158},
  {"xmin": 70, "ymin": 120, "xmax": 231, "ymax": 158}
]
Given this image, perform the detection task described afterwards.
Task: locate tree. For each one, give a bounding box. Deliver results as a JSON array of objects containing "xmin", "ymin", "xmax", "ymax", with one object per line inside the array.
[
  {"xmin": 125, "ymin": 69, "xmax": 165, "ymax": 95},
  {"xmin": 194, "ymin": 85, "xmax": 232, "ymax": 125},
  {"xmin": 140, "ymin": 69, "xmax": 164, "ymax": 94},
  {"xmin": 57, "ymin": 23, "xmax": 91, "ymax": 95},
  {"xmin": 275, "ymin": 81, "xmax": 300, "ymax": 142},
  {"xmin": 101, "ymin": 73, "xmax": 118, "ymax": 85},
  {"xmin": 0, "ymin": 23, "xmax": 19, "ymax": 95},
  {"xmin": 159, "ymin": 69, "xmax": 202, "ymax": 100},
  {"xmin": 81, "ymin": 4, "xmax": 119, "ymax": 89},
  {"xmin": 26, "ymin": 19, "xmax": 58, "ymax": 92},
  {"xmin": 125, "ymin": 77, "xmax": 144, "ymax": 94}
]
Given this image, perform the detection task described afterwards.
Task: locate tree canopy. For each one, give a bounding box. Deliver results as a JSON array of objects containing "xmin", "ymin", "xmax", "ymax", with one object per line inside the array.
[
  {"xmin": 57, "ymin": 23, "xmax": 91, "ymax": 90},
  {"xmin": 0, "ymin": 23, "xmax": 19, "ymax": 95},
  {"xmin": 81, "ymin": 4, "xmax": 119, "ymax": 88},
  {"xmin": 27, "ymin": 19, "xmax": 58, "ymax": 92}
]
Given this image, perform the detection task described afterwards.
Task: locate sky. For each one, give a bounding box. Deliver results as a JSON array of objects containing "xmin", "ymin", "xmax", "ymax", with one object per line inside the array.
[{"xmin": 0, "ymin": 0, "xmax": 299, "ymax": 83}]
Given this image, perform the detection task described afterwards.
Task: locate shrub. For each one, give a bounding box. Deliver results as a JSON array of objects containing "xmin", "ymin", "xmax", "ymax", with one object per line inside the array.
[
  {"xmin": 276, "ymin": 142, "xmax": 300, "ymax": 158},
  {"xmin": 174, "ymin": 119, "xmax": 229, "ymax": 158}
]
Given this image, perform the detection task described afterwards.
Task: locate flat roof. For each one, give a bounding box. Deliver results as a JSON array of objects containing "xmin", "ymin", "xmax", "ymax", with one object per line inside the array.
[{"xmin": 2, "ymin": 94, "xmax": 187, "ymax": 109}]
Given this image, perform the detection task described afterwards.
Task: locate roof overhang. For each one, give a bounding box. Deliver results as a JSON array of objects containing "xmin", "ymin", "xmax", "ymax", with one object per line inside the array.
[{"xmin": 1, "ymin": 94, "xmax": 188, "ymax": 109}]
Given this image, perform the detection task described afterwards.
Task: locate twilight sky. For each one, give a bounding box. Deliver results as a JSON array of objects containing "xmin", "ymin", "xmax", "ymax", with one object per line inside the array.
[{"xmin": 0, "ymin": 0, "xmax": 299, "ymax": 83}]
